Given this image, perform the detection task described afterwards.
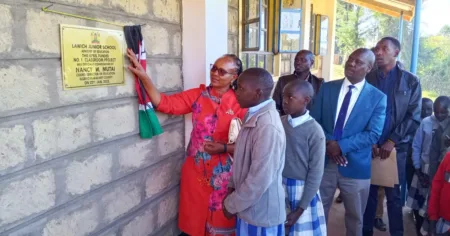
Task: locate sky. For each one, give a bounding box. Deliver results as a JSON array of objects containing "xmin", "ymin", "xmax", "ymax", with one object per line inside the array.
[{"xmin": 421, "ymin": 0, "xmax": 450, "ymax": 35}]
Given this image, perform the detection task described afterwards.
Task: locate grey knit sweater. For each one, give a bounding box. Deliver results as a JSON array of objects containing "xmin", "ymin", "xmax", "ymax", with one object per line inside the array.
[{"xmin": 281, "ymin": 116, "xmax": 326, "ymax": 210}]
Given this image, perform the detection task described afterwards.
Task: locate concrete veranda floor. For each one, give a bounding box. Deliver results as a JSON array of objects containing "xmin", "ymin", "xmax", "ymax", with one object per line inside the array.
[{"xmin": 327, "ymin": 190, "xmax": 417, "ymax": 236}]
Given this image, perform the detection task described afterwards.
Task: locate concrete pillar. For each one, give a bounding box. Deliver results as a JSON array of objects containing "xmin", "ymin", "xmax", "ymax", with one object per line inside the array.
[{"xmin": 182, "ymin": 0, "xmax": 228, "ymax": 147}]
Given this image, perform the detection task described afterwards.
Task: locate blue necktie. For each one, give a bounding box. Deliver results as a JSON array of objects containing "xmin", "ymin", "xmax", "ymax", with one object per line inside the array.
[{"xmin": 334, "ymin": 85, "xmax": 355, "ymax": 140}]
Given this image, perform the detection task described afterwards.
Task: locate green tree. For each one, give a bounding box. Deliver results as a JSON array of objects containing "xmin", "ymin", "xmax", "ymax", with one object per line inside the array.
[
  {"xmin": 335, "ymin": 1, "xmax": 367, "ymax": 59},
  {"xmin": 334, "ymin": 1, "xmax": 448, "ymax": 99},
  {"xmin": 417, "ymin": 28, "xmax": 450, "ymax": 96},
  {"xmin": 369, "ymin": 12, "xmax": 414, "ymax": 71},
  {"xmin": 439, "ymin": 25, "xmax": 450, "ymax": 36}
]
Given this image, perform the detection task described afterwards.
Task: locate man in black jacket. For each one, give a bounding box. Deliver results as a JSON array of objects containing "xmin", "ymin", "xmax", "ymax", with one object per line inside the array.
[
  {"xmin": 362, "ymin": 37, "xmax": 422, "ymax": 236},
  {"xmin": 272, "ymin": 50, "xmax": 324, "ymax": 115}
]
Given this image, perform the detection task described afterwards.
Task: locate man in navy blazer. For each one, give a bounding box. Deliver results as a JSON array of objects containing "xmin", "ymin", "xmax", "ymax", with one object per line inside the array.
[{"xmin": 311, "ymin": 48, "xmax": 387, "ymax": 236}]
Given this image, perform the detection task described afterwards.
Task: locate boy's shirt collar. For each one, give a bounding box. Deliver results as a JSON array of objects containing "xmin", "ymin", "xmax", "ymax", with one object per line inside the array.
[
  {"xmin": 246, "ymin": 99, "xmax": 273, "ymax": 122},
  {"xmin": 288, "ymin": 110, "xmax": 313, "ymax": 128}
]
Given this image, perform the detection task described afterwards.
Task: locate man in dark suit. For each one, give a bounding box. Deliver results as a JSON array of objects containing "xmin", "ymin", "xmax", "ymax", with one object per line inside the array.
[
  {"xmin": 362, "ymin": 37, "xmax": 422, "ymax": 236},
  {"xmin": 273, "ymin": 50, "xmax": 324, "ymax": 115},
  {"xmin": 311, "ymin": 48, "xmax": 387, "ymax": 236}
]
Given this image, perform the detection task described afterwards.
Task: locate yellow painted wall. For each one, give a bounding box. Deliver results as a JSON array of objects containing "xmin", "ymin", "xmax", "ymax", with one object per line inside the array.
[{"xmin": 310, "ymin": 0, "xmax": 337, "ymax": 81}]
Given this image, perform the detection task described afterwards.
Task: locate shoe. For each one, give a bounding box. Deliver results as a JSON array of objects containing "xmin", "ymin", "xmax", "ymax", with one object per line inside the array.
[
  {"xmin": 374, "ymin": 218, "xmax": 387, "ymax": 232},
  {"xmin": 335, "ymin": 196, "xmax": 343, "ymax": 204}
]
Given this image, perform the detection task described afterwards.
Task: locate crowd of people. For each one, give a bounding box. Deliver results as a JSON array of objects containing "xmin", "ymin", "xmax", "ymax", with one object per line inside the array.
[{"xmin": 126, "ymin": 36, "xmax": 450, "ymax": 236}]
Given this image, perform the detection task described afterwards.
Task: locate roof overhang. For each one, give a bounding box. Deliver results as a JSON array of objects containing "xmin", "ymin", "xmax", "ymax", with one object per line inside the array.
[{"xmin": 342, "ymin": 0, "xmax": 415, "ymax": 22}]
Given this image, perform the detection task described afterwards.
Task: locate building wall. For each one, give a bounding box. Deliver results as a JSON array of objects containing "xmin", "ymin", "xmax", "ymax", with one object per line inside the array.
[
  {"xmin": 228, "ymin": 0, "xmax": 239, "ymax": 54},
  {"xmin": 310, "ymin": 0, "xmax": 337, "ymax": 81},
  {"xmin": 0, "ymin": 0, "xmax": 184, "ymax": 235}
]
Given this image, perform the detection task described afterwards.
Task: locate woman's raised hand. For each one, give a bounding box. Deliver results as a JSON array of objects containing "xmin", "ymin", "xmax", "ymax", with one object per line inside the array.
[
  {"xmin": 126, "ymin": 48, "xmax": 151, "ymax": 81},
  {"xmin": 125, "ymin": 48, "xmax": 162, "ymax": 106}
]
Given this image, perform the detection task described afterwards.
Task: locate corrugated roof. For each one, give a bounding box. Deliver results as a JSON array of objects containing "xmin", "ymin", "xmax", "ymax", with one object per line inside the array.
[{"xmin": 342, "ymin": 0, "xmax": 416, "ymax": 21}]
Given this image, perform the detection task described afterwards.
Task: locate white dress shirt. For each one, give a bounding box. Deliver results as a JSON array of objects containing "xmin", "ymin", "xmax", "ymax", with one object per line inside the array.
[
  {"xmin": 287, "ymin": 110, "xmax": 313, "ymax": 128},
  {"xmin": 334, "ymin": 78, "xmax": 366, "ymax": 127}
]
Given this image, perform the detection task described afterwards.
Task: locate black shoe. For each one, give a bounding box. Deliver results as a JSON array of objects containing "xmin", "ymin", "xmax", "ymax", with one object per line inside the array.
[
  {"xmin": 374, "ymin": 218, "xmax": 387, "ymax": 232},
  {"xmin": 335, "ymin": 195, "xmax": 343, "ymax": 204},
  {"xmin": 179, "ymin": 233, "xmax": 190, "ymax": 236},
  {"xmin": 362, "ymin": 229, "xmax": 374, "ymax": 236}
]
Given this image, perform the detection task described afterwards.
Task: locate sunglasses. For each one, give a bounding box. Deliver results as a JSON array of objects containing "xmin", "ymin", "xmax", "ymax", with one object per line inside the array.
[{"xmin": 210, "ymin": 64, "xmax": 236, "ymax": 77}]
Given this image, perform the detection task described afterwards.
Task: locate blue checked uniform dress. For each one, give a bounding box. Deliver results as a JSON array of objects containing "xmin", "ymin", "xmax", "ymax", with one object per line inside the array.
[
  {"xmin": 236, "ymin": 218, "xmax": 284, "ymax": 236},
  {"xmin": 283, "ymin": 178, "xmax": 327, "ymax": 236}
]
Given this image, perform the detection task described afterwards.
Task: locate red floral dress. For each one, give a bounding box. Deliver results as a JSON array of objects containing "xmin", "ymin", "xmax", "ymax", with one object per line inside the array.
[{"xmin": 157, "ymin": 84, "xmax": 247, "ymax": 236}]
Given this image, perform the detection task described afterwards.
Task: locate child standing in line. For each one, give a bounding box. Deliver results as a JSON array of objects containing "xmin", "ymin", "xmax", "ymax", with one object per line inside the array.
[
  {"xmin": 407, "ymin": 96, "xmax": 450, "ymax": 235},
  {"xmin": 427, "ymin": 151, "xmax": 450, "ymax": 236},
  {"xmin": 281, "ymin": 80, "xmax": 327, "ymax": 236},
  {"xmin": 223, "ymin": 68, "xmax": 286, "ymax": 236}
]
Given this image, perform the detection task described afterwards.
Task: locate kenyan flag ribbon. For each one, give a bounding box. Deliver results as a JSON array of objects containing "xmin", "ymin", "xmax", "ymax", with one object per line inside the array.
[{"xmin": 124, "ymin": 25, "xmax": 163, "ymax": 138}]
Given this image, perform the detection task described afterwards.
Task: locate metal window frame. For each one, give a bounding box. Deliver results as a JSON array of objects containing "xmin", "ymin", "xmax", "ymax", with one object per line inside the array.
[
  {"xmin": 241, "ymin": 51, "xmax": 274, "ymax": 72},
  {"xmin": 278, "ymin": 0, "xmax": 302, "ymax": 53},
  {"xmin": 241, "ymin": 0, "xmax": 273, "ymax": 73},
  {"xmin": 242, "ymin": 0, "xmax": 269, "ymax": 52},
  {"xmin": 313, "ymin": 14, "xmax": 328, "ymax": 56}
]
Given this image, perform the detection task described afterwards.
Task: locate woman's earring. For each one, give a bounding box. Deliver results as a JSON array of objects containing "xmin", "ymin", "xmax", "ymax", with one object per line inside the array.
[{"xmin": 230, "ymin": 80, "xmax": 237, "ymax": 90}]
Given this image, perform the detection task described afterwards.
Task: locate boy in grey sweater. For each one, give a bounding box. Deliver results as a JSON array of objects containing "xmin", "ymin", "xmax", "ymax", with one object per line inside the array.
[
  {"xmin": 223, "ymin": 68, "xmax": 286, "ymax": 235},
  {"xmin": 281, "ymin": 80, "xmax": 327, "ymax": 235}
]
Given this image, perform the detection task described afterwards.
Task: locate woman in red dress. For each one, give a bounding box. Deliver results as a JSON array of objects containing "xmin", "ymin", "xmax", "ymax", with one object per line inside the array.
[{"xmin": 127, "ymin": 49, "xmax": 247, "ymax": 236}]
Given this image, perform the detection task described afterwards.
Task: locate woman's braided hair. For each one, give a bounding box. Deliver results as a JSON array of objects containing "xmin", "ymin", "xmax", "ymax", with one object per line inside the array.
[{"xmin": 223, "ymin": 54, "xmax": 243, "ymax": 90}]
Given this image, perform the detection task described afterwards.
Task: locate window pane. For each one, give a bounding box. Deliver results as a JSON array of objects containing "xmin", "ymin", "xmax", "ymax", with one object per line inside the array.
[
  {"xmin": 257, "ymin": 55, "xmax": 265, "ymax": 68},
  {"xmin": 266, "ymin": 54, "xmax": 274, "ymax": 74},
  {"xmin": 261, "ymin": 8, "xmax": 267, "ymax": 29},
  {"xmin": 280, "ymin": 11, "xmax": 301, "ymax": 31},
  {"xmin": 281, "ymin": 59, "xmax": 290, "ymax": 75},
  {"xmin": 245, "ymin": 0, "xmax": 260, "ymax": 20},
  {"xmin": 240, "ymin": 54, "xmax": 248, "ymax": 69},
  {"xmin": 248, "ymin": 54, "xmax": 257, "ymax": 67},
  {"xmin": 280, "ymin": 53, "xmax": 291, "ymax": 75},
  {"xmin": 260, "ymin": 31, "xmax": 267, "ymax": 51},
  {"xmin": 280, "ymin": 33, "xmax": 301, "ymax": 52},
  {"xmin": 282, "ymin": 0, "xmax": 302, "ymax": 9},
  {"xmin": 319, "ymin": 16, "xmax": 329, "ymax": 56},
  {"xmin": 245, "ymin": 23, "xmax": 260, "ymax": 48}
]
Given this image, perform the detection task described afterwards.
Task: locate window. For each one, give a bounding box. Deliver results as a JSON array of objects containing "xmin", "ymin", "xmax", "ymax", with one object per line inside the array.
[
  {"xmin": 240, "ymin": 52, "xmax": 274, "ymax": 74},
  {"xmin": 242, "ymin": 0, "xmax": 272, "ymax": 73},
  {"xmin": 312, "ymin": 14, "xmax": 329, "ymax": 56},
  {"xmin": 278, "ymin": 0, "xmax": 302, "ymax": 75},
  {"xmin": 243, "ymin": 0, "xmax": 269, "ymax": 51},
  {"xmin": 279, "ymin": 0, "xmax": 302, "ymax": 53},
  {"xmin": 280, "ymin": 53, "xmax": 296, "ymax": 75},
  {"xmin": 241, "ymin": 0, "xmax": 303, "ymax": 74}
]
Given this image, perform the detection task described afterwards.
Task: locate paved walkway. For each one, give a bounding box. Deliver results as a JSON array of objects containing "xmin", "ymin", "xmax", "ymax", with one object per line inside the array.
[{"xmin": 327, "ymin": 190, "xmax": 417, "ymax": 236}]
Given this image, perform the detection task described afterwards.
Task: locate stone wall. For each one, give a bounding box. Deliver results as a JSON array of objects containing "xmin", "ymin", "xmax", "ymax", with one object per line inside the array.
[
  {"xmin": 228, "ymin": 0, "xmax": 239, "ymax": 55},
  {"xmin": 0, "ymin": 0, "xmax": 183, "ymax": 235}
]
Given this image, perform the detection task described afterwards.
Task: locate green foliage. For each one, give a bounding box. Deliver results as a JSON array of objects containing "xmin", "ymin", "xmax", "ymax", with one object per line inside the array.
[
  {"xmin": 333, "ymin": 64, "xmax": 345, "ymax": 80},
  {"xmin": 440, "ymin": 25, "xmax": 450, "ymax": 36},
  {"xmin": 422, "ymin": 90, "xmax": 438, "ymax": 101},
  {"xmin": 335, "ymin": 0, "xmax": 449, "ymax": 98},
  {"xmin": 368, "ymin": 12, "xmax": 414, "ymax": 70},
  {"xmin": 335, "ymin": 1, "xmax": 366, "ymax": 57},
  {"xmin": 418, "ymin": 33, "xmax": 450, "ymax": 95}
]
